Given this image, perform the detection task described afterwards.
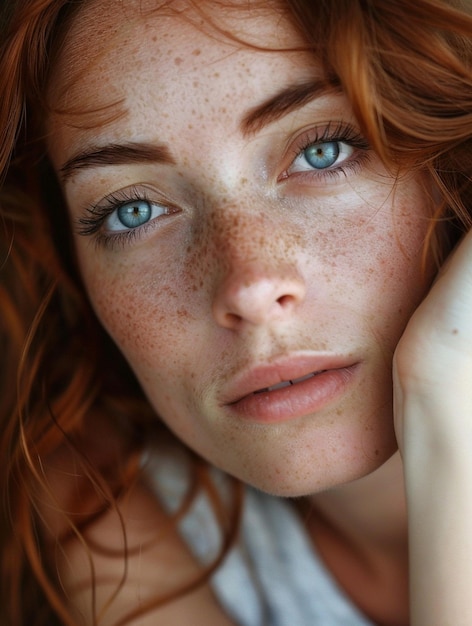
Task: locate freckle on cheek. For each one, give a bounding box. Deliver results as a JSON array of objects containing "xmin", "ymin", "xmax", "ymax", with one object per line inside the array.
[{"xmin": 190, "ymin": 208, "xmax": 300, "ymax": 274}]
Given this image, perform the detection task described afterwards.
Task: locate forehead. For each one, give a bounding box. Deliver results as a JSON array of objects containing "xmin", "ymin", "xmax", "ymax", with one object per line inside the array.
[
  {"xmin": 50, "ymin": 0, "xmax": 307, "ymax": 96},
  {"xmin": 48, "ymin": 0, "xmax": 321, "ymax": 154}
]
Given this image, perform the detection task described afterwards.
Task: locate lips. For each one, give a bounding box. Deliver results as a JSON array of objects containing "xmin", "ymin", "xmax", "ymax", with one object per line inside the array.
[
  {"xmin": 223, "ymin": 355, "xmax": 359, "ymax": 423},
  {"xmin": 253, "ymin": 370, "xmax": 325, "ymax": 394}
]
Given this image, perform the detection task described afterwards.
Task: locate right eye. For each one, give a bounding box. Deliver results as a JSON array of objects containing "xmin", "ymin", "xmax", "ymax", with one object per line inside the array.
[{"xmin": 106, "ymin": 199, "xmax": 167, "ymax": 232}]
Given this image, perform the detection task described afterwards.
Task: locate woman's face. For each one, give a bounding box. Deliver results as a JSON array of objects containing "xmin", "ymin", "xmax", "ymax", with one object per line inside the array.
[{"xmin": 48, "ymin": 0, "xmax": 433, "ymax": 496}]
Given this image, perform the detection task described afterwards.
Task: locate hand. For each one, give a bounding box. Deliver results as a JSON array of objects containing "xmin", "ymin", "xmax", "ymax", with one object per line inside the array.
[
  {"xmin": 394, "ymin": 229, "xmax": 472, "ymax": 626},
  {"xmin": 393, "ymin": 227, "xmax": 472, "ymax": 455}
]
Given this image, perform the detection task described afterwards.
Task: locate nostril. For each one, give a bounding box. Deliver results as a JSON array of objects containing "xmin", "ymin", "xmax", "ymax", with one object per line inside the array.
[
  {"xmin": 277, "ymin": 294, "xmax": 295, "ymax": 307},
  {"xmin": 225, "ymin": 311, "xmax": 243, "ymax": 326},
  {"xmin": 212, "ymin": 267, "xmax": 306, "ymax": 329}
]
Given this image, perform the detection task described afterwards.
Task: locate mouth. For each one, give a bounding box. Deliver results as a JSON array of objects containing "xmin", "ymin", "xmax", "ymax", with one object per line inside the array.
[
  {"xmin": 228, "ymin": 366, "xmax": 357, "ymax": 423},
  {"xmin": 222, "ymin": 355, "xmax": 360, "ymax": 423},
  {"xmin": 253, "ymin": 370, "xmax": 326, "ymax": 394}
]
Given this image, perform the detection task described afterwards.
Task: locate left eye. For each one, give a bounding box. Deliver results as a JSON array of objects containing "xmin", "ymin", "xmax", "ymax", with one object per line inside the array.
[
  {"xmin": 105, "ymin": 199, "xmax": 167, "ymax": 232},
  {"xmin": 288, "ymin": 140, "xmax": 354, "ymax": 174}
]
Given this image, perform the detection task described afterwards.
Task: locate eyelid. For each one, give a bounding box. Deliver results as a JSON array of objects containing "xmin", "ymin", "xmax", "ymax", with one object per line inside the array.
[
  {"xmin": 75, "ymin": 184, "xmax": 180, "ymax": 247},
  {"xmin": 104, "ymin": 198, "xmax": 168, "ymax": 233},
  {"xmin": 288, "ymin": 142, "xmax": 355, "ymax": 175},
  {"xmin": 278, "ymin": 121, "xmax": 371, "ymax": 182}
]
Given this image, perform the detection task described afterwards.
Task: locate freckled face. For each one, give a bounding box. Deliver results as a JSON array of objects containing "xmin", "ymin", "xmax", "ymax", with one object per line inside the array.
[{"xmin": 48, "ymin": 0, "xmax": 433, "ymax": 496}]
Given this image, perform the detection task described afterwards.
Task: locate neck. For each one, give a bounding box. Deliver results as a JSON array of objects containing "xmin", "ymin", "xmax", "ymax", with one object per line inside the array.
[
  {"xmin": 299, "ymin": 453, "xmax": 409, "ymax": 626},
  {"xmin": 309, "ymin": 452, "xmax": 408, "ymax": 550}
]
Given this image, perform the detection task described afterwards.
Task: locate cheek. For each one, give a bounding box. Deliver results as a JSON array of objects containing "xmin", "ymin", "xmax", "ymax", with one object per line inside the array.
[
  {"xmin": 300, "ymin": 180, "xmax": 432, "ymax": 352},
  {"xmin": 343, "ymin": 192, "xmax": 432, "ymax": 346},
  {"xmin": 77, "ymin": 178, "xmax": 432, "ymax": 380},
  {"xmin": 79, "ymin": 248, "xmax": 198, "ymax": 376}
]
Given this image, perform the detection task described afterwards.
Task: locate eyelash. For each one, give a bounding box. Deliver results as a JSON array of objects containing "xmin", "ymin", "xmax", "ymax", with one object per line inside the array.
[
  {"xmin": 77, "ymin": 187, "xmax": 166, "ymax": 249},
  {"xmin": 77, "ymin": 123, "xmax": 371, "ymax": 249},
  {"xmin": 281, "ymin": 122, "xmax": 371, "ymax": 182}
]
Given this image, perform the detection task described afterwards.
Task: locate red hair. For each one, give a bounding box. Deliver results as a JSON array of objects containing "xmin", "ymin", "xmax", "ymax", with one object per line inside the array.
[{"xmin": 0, "ymin": 0, "xmax": 471, "ymax": 624}]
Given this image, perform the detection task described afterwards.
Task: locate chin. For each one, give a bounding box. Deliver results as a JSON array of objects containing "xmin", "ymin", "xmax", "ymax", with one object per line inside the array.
[{"xmin": 227, "ymin": 443, "xmax": 399, "ymax": 499}]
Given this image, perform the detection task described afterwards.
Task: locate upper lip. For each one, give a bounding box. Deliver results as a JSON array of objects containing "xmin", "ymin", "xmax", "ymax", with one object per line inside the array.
[{"xmin": 221, "ymin": 353, "xmax": 359, "ymax": 405}]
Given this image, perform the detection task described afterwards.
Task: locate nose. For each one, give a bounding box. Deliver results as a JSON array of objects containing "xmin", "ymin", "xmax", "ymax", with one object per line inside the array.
[{"xmin": 212, "ymin": 260, "xmax": 306, "ymax": 330}]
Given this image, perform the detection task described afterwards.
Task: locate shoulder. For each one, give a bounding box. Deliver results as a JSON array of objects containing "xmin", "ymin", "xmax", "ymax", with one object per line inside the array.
[
  {"xmin": 38, "ymin": 427, "xmax": 237, "ymax": 625},
  {"xmin": 60, "ymin": 479, "xmax": 236, "ymax": 625}
]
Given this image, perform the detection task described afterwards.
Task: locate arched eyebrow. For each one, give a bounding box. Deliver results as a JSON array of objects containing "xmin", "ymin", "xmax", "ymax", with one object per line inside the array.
[
  {"xmin": 241, "ymin": 78, "xmax": 341, "ymax": 137},
  {"xmin": 59, "ymin": 142, "xmax": 176, "ymax": 182},
  {"xmin": 59, "ymin": 79, "xmax": 341, "ymax": 181}
]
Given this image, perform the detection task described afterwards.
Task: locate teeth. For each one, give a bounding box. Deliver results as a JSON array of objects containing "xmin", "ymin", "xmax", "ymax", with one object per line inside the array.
[
  {"xmin": 265, "ymin": 380, "xmax": 293, "ymax": 392},
  {"xmin": 254, "ymin": 371, "xmax": 321, "ymax": 394}
]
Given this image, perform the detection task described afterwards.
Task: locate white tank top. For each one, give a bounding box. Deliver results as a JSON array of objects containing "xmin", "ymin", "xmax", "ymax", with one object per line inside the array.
[{"xmin": 146, "ymin": 450, "xmax": 374, "ymax": 626}]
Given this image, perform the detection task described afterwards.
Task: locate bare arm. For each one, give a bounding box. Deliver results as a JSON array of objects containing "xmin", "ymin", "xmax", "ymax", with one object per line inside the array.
[{"xmin": 394, "ymin": 228, "xmax": 472, "ymax": 626}]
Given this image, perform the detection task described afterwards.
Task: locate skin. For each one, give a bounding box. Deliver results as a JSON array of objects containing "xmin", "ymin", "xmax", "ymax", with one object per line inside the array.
[
  {"xmin": 393, "ymin": 231, "xmax": 472, "ymax": 626},
  {"xmin": 45, "ymin": 1, "xmax": 467, "ymax": 623},
  {"xmin": 48, "ymin": 0, "xmax": 433, "ymax": 500}
]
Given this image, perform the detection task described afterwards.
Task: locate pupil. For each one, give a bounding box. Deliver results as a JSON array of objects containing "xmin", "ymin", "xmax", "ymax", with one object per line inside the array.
[
  {"xmin": 118, "ymin": 201, "xmax": 152, "ymax": 228},
  {"xmin": 305, "ymin": 142, "xmax": 339, "ymax": 169}
]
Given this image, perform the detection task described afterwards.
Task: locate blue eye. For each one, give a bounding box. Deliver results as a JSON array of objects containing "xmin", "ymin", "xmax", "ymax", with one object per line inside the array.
[
  {"xmin": 304, "ymin": 142, "xmax": 340, "ymax": 169},
  {"xmin": 287, "ymin": 140, "xmax": 355, "ymax": 176},
  {"xmin": 117, "ymin": 200, "xmax": 152, "ymax": 227},
  {"xmin": 105, "ymin": 199, "xmax": 167, "ymax": 232}
]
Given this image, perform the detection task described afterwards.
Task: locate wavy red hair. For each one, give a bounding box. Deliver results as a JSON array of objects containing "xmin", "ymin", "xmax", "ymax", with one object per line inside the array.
[{"xmin": 0, "ymin": 0, "xmax": 471, "ymax": 624}]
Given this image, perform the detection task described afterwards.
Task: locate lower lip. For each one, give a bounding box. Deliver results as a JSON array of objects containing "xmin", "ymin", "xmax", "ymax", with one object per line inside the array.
[{"xmin": 227, "ymin": 365, "xmax": 359, "ymax": 424}]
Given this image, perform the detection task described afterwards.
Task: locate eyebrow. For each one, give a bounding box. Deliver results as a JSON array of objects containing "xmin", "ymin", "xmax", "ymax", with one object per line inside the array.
[
  {"xmin": 59, "ymin": 142, "xmax": 176, "ymax": 181},
  {"xmin": 59, "ymin": 79, "xmax": 340, "ymax": 181},
  {"xmin": 241, "ymin": 78, "xmax": 341, "ymax": 137}
]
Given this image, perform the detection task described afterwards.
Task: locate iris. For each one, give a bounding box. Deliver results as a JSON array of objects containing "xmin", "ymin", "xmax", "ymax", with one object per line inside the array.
[
  {"xmin": 117, "ymin": 200, "xmax": 153, "ymax": 228},
  {"xmin": 304, "ymin": 142, "xmax": 340, "ymax": 169}
]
